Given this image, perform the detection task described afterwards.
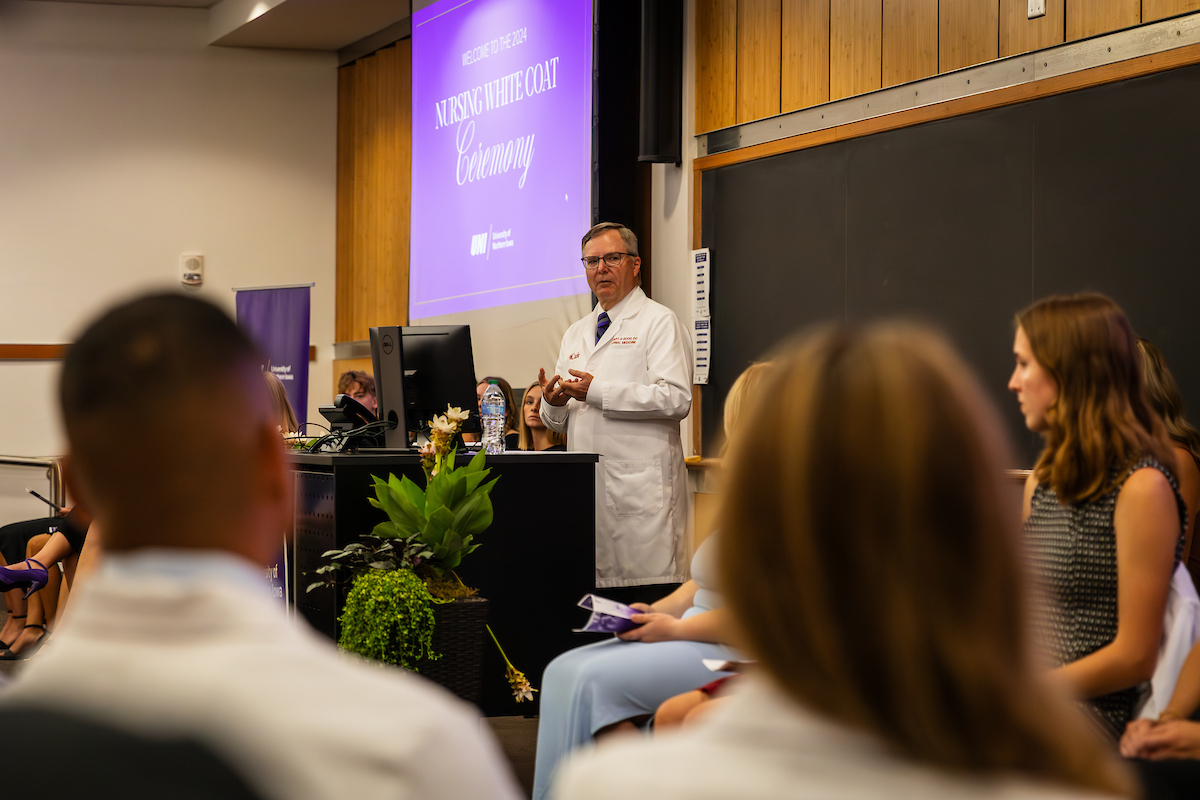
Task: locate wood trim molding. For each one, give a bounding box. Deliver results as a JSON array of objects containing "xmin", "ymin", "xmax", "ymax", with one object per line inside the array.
[
  {"xmin": 0, "ymin": 344, "xmax": 68, "ymax": 360},
  {"xmin": 695, "ymin": 41, "xmax": 1200, "ymax": 172},
  {"xmin": 0, "ymin": 344, "xmax": 317, "ymax": 362}
]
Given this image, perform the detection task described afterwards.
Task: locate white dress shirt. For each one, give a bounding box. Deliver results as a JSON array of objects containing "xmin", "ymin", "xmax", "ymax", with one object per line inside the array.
[{"xmin": 2, "ymin": 548, "xmax": 523, "ymax": 800}]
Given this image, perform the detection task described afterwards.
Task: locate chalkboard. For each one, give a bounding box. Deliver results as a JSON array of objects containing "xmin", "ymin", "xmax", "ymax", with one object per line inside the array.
[{"xmin": 701, "ymin": 63, "xmax": 1200, "ymax": 466}]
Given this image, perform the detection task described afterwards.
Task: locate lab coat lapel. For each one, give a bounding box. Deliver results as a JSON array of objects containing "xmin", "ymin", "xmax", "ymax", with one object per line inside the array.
[{"xmin": 594, "ymin": 288, "xmax": 645, "ymax": 355}]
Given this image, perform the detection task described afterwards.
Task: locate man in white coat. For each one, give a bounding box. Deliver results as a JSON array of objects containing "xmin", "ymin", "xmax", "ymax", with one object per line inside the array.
[
  {"xmin": 540, "ymin": 222, "xmax": 692, "ymax": 588},
  {"xmin": 2, "ymin": 293, "xmax": 522, "ymax": 800}
]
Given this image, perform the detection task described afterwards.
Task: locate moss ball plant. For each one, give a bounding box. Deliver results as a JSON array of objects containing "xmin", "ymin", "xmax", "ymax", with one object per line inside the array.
[{"xmin": 337, "ymin": 569, "xmax": 440, "ymax": 670}]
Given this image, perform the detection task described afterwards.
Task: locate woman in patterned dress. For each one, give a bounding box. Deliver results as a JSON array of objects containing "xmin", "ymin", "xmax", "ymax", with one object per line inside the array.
[{"xmin": 1010, "ymin": 293, "xmax": 1187, "ymax": 738}]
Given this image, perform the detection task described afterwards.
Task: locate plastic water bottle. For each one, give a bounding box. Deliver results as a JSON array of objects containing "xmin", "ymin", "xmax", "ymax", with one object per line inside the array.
[{"xmin": 481, "ymin": 379, "xmax": 506, "ymax": 455}]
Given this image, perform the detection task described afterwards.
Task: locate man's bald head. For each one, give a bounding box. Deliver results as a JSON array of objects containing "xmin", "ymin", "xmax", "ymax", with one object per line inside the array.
[{"xmin": 60, "ymin": 293, "xmax": 285, "ymax": 558}]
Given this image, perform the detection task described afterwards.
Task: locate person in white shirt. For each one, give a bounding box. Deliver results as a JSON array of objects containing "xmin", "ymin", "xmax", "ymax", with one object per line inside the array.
[
  {"xmin": 539, "ymin": 222, "xmax": 692, "ymax": 588},
  {"xmin": 552, "ymin": 322, "xmax": 1134, "ymax": 800},
  {"xmin": 2, "ymin": 292, "xmax": 522, "ymax": 800}
]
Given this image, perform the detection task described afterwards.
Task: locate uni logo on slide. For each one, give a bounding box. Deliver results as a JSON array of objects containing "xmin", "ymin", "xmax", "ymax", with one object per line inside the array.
[{"xmin": 470, "ymin": 232, "xmax": 489, "ymax": 256}]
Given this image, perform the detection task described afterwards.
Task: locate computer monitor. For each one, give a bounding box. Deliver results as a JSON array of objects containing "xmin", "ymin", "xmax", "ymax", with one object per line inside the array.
[{"xmin": 370, "ymin": 325, "xmax": 480, "ymax": 449}]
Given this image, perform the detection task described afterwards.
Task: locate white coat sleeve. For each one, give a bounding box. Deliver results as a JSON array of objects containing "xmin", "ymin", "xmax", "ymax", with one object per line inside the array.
[
  {"xmin": 540, "ymin": 343, "xmax": 570, "ymax": 434},
  {"xmin": 586, "ymin": 313, "xmax": 692, "ymax": 421}
]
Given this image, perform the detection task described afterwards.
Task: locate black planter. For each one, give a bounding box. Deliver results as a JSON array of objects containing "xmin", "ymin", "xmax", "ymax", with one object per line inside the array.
[{"xmin": 413, "ymin": 596, "xmax": 490, "ymax": 706}]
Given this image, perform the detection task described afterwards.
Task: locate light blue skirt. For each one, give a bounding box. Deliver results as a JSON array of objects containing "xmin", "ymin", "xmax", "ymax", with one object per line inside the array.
[{"xmin": 532, "ymin": 618, "xmax": 734, "ymax": 800}]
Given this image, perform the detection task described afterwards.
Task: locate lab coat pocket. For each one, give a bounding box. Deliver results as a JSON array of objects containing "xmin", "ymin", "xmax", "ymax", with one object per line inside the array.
[{"xmin": 604, "ymin": 459, "xmax": 664, "ymax": 517}]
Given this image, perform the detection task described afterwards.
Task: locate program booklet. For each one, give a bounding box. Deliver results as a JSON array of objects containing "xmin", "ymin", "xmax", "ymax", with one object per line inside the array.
[{"xmin": 574, "ymin": 593, "xmax": 644, "ymax": 633}]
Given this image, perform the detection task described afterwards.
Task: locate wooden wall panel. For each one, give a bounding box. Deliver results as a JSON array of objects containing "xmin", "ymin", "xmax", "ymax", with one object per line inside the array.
[
  {"xmin": 335, "ymin": 41, "xmax": 411, "ymax": 346},
  {"xmin": 831, "ymin": 0, "xmax": 882, "ymax": 100},
  {"xmin": 1066, "ymin": 0, "xmax": 1140, "ymax": 41},
  {"xmin": 696, "ymin": 0, "xmax": 738, "ymax": 132},
  {"xmin": 1144, "ymin": 0, "xmax": 1200, "ymax": 22},
  {"xmin": 782, "ymin": 0, "xmax": 830, "ymax": 111},
  {"xmin": 1000, "ymin": 0, "xmax": 1065, "ymax": 56},
  {"xmin": 737, "ymin": 0, "xmax": 783, "ymax": 122},
  {"xmin": 941, "ymin": 0, "xmax": 1000, "ymax": 72},
  {"xmin": 883, "ymin": 0, "xmax": 938, "ymax": 87}
]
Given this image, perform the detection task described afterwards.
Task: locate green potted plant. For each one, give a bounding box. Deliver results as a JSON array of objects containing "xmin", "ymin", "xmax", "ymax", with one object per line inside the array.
[{"xmin": 308, "ymin": 406, "xmax": 534, "ymax": 705}]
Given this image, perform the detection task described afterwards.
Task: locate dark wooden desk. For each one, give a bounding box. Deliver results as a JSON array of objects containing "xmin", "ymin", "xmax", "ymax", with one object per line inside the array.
[{"xmin": 287, "ymin": 450, "xmax": 604, "ymax": 715}]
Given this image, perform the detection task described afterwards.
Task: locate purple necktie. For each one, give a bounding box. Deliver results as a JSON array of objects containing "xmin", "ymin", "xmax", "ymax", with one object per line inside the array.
[{"xmin": 596, "ymin": 312, "xmax": 610, "ymax": 343}]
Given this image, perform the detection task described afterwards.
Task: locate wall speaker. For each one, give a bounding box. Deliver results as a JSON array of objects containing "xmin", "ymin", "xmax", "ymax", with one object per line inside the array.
[{"xmin": 638, "ymin": 0, "xmax": 683, "ymax": 164}]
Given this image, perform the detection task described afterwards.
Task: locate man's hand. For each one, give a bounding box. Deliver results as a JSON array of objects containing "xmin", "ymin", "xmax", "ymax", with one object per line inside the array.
[
  {"xmin": 561, "ymin": 369, "xmax": 594, "ymax": 402},
  {"xmin": 617, "ymin": 612, "xmax": 682, "ymax": 643},
  {"xmin": 539, "ymin": 368, "xmax": 569, "ymax": 407},
  {"xmin": 1128, "ymin": 719, "xmax": 1200, "ymax": 760}
]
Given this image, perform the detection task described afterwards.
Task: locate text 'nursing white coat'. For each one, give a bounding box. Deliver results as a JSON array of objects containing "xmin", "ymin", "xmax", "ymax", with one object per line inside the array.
[{"xmin": 541, "ymin": 287, "xmax": 693, "ymax": 587}]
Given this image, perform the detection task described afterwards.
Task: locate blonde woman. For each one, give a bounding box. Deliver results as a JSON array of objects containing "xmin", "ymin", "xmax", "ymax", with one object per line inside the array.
[
  {"xmin": 533, "ymin": 363, "xmax": 771, "ymax": 800},
  {"xmin": 553, "ymin": 323, "xmax": 1131, "ymax": 800},
  {"xmin": 518, "ymin": 382, "xmax": 567, "ymax": 451},
  {"xmin": 264, "ymin": 371, "xmax": 301, "ymax": 435}
]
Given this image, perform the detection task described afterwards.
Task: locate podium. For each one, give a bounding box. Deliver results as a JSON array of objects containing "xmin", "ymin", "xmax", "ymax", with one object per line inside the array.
[{"xmin": 287, "ymin": 450, "xmax": 603, "ymax": 715}]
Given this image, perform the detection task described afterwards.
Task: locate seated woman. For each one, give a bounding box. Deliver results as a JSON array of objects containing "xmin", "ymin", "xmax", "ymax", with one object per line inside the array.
[
  {"xmin": 532, "ymin": 363, "xmax": 771, "ymax": 800},
  {"xmin": 552, "ymin": 322, "xmax": 1131, "ymax": 800},
  {"xmin": 1138, "ymin": 337, "xmax": 1200, "ymax": 586},
  {"xmin": 1012, "ymin": 294, "xmax": 1185, "ymax": 738},
  {"xmin": 465, "ymin": 376, "xmax": 519, "ymax": 448},
  {"xmin": 518, "ymin": 381, "xmax": 566, "ymax": 451}
]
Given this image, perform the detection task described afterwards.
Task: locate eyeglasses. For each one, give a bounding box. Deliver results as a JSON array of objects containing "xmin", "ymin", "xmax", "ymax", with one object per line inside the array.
[{"xmin": 581, "ymin": 252, "xmax": 635, "ymax": 271}]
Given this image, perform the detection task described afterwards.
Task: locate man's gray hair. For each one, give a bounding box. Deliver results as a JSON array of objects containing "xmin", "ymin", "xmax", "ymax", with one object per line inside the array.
[{"xmin": 582, "ymin": 222, "xmax": 639, "ymax": 257}]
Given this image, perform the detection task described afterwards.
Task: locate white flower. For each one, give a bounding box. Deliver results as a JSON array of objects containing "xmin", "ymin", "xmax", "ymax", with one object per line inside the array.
[
  {"xmin": 418, "ymin": 442, "xmax": 436, "ymax": 458},
  {"xmin": 430, "ymin": 415, "xmax": 456, "ymax": 435},
  {"xmin": 444, "ymin": 406, "xmax": 471, "ymax": 424}
]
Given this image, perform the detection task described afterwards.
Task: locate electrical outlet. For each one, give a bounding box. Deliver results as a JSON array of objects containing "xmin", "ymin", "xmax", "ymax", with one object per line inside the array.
[{"xmin": 1028, "ymin": 0, "xmax": 1046, "ymax": 19}]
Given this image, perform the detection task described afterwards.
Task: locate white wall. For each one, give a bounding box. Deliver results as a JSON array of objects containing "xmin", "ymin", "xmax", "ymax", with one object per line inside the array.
[
  {"xmin": 0, "ymin": 0, "xmax": 337, "ymax": 457},
  {"xmin": 650, "ymin": 0, "xmax": 698, "ymax": 455}
]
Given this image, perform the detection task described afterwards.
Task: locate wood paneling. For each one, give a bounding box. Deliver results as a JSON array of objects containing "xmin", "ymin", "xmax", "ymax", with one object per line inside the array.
[
  {"xmin": 694, "ymin": 40, "xmax": 1200, "ymax": 171},
  {"xmin": 883, "ymin": 0, "xmax": 938, "ymax": 87},
  {"xmin": 1066, "ymin": 0, "xmax": 1140, "ymax": 41},
  {"xmin": 737, "ymin": 0, "xmax": 783, "ymax": 122},
  {"xmin": 940, "ymin": 0, "xmax": 1000, "ymax": 72},
  {"xmin": 0, "ymin": 344, "xmax": 67, "ymax": 360},
  {"xmin": 1144, "ymin": 0, "xmax": 1200, "ymax": 21},
  {"xmin": 696, "ymin": 0, "xmax": 738, "ymax": 132},
  {"xmin": 336, "ymin": 40, "xmax": 411, "ymax": 345},
  {"xmin": 830, "ymin": 0, "xmax": 882, "ymax": 99},
  {"xmin": 782, "ymin": 0, "xmax": 831, "ymax": 111},
  {"xmin": 1000, "ymin": 0, "xmax": 1065, "ymax": 56}
]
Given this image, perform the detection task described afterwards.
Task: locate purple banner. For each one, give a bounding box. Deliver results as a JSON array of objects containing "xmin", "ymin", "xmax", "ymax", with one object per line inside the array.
[
  {"xmin": 411, "ymin": 0, "xmax": 592, "ymax": 318},
  {"xmin": 235, "ymin": 286, "xmax": 310, "ymax": 425}
]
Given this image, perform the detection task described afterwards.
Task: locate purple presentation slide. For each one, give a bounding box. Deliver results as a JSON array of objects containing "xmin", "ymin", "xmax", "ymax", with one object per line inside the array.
[{"xmin": 411, "ymin": 0, "xmax": 593, "ymax": 318}]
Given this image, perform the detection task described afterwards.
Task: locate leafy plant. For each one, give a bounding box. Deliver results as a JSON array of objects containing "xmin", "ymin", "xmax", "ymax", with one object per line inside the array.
[
  {"xmin": 367, "ymin": 448, "xmax": 498, "ymax": 571},
  {"xmin": 337, "ymin": 569, "xmax": 439, "ymax": 669}
]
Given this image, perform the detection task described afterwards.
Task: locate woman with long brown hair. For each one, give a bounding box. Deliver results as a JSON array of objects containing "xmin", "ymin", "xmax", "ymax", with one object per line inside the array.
[
  {"xmin": 1011, "ymin": 294, "xmax": 1185, "ymax": 739},
  {"xmin": 553, "ymin": 322, "xmax": 1131, "ymax": 800},
  {"xmin": 1137, "ymin": 337, "xmax": 1200, "ymax": 584}
]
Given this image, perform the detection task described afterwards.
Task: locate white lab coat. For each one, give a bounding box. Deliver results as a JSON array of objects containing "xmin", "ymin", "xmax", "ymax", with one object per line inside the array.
[{"xmin": 541, "ymin": 287, "xmax": 692, "ymax": 587}]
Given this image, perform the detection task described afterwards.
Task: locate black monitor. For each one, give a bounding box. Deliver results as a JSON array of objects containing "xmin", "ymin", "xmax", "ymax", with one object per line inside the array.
[{"xmin": 369, "ymin": 325, "xmax": 480, "ymax": 449}]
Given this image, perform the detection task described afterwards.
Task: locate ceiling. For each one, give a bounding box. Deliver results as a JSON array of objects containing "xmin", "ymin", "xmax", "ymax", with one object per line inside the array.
[{"xmin": 26, "ymin": 0, "xmax": 414, "ymax": 52}]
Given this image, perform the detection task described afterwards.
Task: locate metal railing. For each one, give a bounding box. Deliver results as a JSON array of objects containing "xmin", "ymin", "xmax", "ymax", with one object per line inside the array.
[{"xmin": 0, "ymin": 456, "xmax": 64, "ymax": 508}]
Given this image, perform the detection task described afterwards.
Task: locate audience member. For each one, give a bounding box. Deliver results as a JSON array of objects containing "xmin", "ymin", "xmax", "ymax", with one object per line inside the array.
[
  {"xmin": 518, "ymin": 381, "xmax": 566, "ymax": 451},
  {"xmin": 1012, "ymin": 294, "xmax": 1184, "ymax": 738},
  {"xmin": 1138, "ymin": 338, "xmax": 1200, "ymax": 586},
  {"xmin": 336, "ymin": 369, "xmax": 377, "ymax": 415},
  {"xmin": 553, "ymin": 322, "xmax": 1132, "ymax": 800},
  {"xmin": 264, "ymin": 371, "xmax": 302, "ymax": 435},
  {"xmin": 1, "ymin": 293, "xmax": 522, "ymax": 800},
  {"xmin": 533, "ymin": 363, "xmax": 771, "ymax": 800}
]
